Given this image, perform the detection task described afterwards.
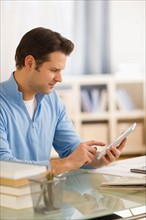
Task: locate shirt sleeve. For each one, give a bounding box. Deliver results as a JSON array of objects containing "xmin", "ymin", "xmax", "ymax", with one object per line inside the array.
[
  {"xmin": 52, "ymin": 96, "xmax": 80, "ymax": 157},
  {"xmin": 52, "ymin": 96, "xmax": 94, "ymax": 169}
]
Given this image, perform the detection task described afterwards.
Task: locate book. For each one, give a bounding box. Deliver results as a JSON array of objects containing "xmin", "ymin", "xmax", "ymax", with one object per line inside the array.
[
  {"xmin": 0, "ymin": 184, "xmax": 31, "ymax": 196},
  {"xmin": 99, "ymin": 185, "xmax": 146, "ymax": 191},
  {"xmin": 90, "ymin": 88, "xmax": 100, "ymax": 112},
  {"xmin": 81, "ymin": 89, "xmax": 93, "ymax": 112},
  {"xmin": 0, "ymin": 161, "xmax": 47, "ymax": 180},
  {"xmin": 0, "ymin": 177, "xmax": 29, "ymax": 186},
  {"xmin": 0, "ymin": 182, "xmax": 41, "ymax": 196},
  {"xmin": 98, "ymin": 89, "xmax": 108, "ymax": 111},
  {"xmin": 0, "ymin": 193, "xmax": 33, "ymax": 209},
  {"xmin": 100, "ymin": 176, "xmax": 146, "ymax": 190},
  {"xmin": 116, "ymin": 88, "xmax": 135, "ymax": 111}
]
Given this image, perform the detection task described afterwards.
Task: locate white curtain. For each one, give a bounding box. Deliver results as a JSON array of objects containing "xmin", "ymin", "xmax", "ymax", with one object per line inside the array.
[
  {"xmin": 1, "ymin": 0, "xmax": 109, "ymax": 81},
  {"xmin": 70, "ymin": 0, "xmax": 110, "ymax": 75}
]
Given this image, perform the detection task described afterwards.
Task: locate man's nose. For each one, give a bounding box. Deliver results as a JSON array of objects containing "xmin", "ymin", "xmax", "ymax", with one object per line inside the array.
[{"xmin": 54, "ymin": 72, "xmax": 62, "ymax": 83}]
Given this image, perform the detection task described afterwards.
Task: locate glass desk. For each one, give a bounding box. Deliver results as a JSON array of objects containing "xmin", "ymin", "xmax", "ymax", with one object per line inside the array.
[{"xmin": 1, "ymin": 160, "xmax": 146, "ymax": 219}]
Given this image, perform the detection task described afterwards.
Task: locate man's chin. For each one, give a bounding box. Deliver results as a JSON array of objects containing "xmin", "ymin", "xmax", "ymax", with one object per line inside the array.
[
  {"xmin": 44, "ymin": 89, "xmax": 53, "ymax": 94},
  {"xmin": 37, "ymin": 87, "xmax": 54, "ymax": 94}
]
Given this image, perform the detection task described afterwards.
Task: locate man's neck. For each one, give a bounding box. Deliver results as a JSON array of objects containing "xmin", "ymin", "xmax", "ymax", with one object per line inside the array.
[{"xmin": 14, "ymin": 70, "xmax": 36, "ymax": 101}]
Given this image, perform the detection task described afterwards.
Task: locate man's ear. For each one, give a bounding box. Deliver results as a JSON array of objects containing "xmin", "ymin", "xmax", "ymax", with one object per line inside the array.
[{"xmin": 24, "ymin": 55, "xmax": 35, "ymax": 70}]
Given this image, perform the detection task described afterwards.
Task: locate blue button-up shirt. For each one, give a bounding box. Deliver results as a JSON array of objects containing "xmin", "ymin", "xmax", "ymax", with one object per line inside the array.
[{"xmin": 0, "ymin": 74, "xmax": 82, "ymax": 168}]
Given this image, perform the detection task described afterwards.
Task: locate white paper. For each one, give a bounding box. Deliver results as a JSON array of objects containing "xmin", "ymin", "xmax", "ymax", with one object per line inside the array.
[{"xmin": 88, "ymin": 156, "xmax": 146, "ymax": 178}]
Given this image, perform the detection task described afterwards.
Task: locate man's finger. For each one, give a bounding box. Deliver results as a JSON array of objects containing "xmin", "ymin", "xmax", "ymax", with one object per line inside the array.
[{"xmin": 85, "ymin": 140, "xmax": 106, "ymax": 146}]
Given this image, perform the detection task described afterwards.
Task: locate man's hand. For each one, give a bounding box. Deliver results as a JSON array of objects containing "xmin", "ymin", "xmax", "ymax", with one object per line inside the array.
[
  {"xmin": 91, "ymin": 138, "xmax": 127, "ymax": 168},
  {"xmin": 51, "ymin": 140, "xmax": 105, "ymax": 176},
  {"xmin": 51, "ymin": 138, "xmax": 126, "ymax": 176},
  {"xmin": 67, "ymin": 140, "xmax": 105, "ymax": 169}
]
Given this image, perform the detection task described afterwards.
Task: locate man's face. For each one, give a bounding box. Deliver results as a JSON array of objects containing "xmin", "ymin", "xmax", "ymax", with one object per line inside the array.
[{"xmin": 28, "ymin": 51, "xmax": 67, "ymax": 94}]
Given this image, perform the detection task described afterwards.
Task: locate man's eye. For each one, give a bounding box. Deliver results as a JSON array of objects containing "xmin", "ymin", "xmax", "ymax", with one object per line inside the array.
[{"xmin": 51, "ymin": 69, "xmax": 57, "ymax": 73}]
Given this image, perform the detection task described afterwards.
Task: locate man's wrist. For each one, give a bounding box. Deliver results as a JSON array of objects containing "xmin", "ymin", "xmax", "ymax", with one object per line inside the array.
[{"xmin": 50, "ymin": 157, "xmax": 73, "ymax": 176}]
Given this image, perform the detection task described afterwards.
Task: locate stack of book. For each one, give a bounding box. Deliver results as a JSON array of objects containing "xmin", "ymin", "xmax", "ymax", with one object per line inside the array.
[
  {"xmin": 81, "ymin": 88, "xmax": 108, "ymax": 113},
  {"xmin": 0, "ymin": 161, "xmax": 47, "ymax": 210},
  {"xmin": 116, "ymin": 88, "xmax": 136, "ymax": 111}
]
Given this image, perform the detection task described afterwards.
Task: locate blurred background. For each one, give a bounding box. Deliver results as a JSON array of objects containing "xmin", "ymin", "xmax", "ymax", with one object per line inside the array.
[
  {"xmin": 1, "ymin": 0, "xmax": 145, "ymax": 157},
  {"xmin": 1, "ymin": 0, "xmax": 145, "ymax": 79}
]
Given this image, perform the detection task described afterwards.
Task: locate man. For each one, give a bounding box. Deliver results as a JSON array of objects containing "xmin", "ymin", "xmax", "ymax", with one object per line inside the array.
[{"xmin": 0, "ymin": 27, "xmax": 126, "ymax": 175}]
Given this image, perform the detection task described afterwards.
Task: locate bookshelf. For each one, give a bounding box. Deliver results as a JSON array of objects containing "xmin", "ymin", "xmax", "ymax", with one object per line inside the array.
[{"xmin": 52, "ymin": 74, "xmax": 145, "ymax": 157}]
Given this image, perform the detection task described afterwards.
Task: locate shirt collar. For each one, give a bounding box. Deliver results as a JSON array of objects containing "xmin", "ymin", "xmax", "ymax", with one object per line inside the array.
[{"xmin": 2, "ymin": 73, "xmax": 45, "ymax": 105}]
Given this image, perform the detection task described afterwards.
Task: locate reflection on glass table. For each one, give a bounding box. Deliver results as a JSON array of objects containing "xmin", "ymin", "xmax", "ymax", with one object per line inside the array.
[
  {"xmin": 62, "ymin": 170, "xmax": 146, "ymax": 219},
  {"xmin": 1, "ymin": 169, "xmax": 146, "ymax": 220}
]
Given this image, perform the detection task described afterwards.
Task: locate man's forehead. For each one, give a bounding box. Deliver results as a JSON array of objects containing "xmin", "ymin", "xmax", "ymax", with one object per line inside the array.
[{"xmin": 47, "ymin": 51, "xmax": 67, "ymax": 61}]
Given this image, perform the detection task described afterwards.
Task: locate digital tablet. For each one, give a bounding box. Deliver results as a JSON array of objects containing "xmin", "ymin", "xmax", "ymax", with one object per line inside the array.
[{"xmin": 97, "ymin": 123, "xmax": 137, "ymax": 160}]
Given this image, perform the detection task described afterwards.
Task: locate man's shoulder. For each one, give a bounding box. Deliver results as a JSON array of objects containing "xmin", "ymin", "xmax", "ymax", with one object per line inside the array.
[
  {"xmin": 0, "ymin": 77, "xmax": 11, "ymax": 90},
  {"xmin": 0, "ymin": 80, "xmax": 7, "ymax": 95},
  {"xmin": 0, "ymin": 79, "xmax": 8, "ymax": 86}
]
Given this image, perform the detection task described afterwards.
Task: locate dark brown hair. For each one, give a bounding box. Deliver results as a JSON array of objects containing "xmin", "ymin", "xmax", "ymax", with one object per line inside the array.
[{"xmin": 15, "ymin": 27, "xmax": 74, "ymax": 69}]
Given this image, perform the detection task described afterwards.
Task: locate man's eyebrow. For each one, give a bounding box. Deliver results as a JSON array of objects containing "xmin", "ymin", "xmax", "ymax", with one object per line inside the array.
[
  {"xmin": 51, "ymin": 67, "xmax": 61, "ymax": 70},
  {"xmin": 50, "ymin": 67, "xmax": 63, "ymax": 70}
]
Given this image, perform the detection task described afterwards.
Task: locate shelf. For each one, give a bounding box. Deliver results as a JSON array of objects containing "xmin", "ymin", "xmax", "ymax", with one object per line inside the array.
[
  {"xmin": 80, "ymin": 113, "xmax": 110, "ymax": 121},
  {"xmin": 115, "ymin": 110, "xmax": 145, "ymax": 119},
  {"xmin": 54, "ymin": 74, "xmax": 145, "ymax": 156}
]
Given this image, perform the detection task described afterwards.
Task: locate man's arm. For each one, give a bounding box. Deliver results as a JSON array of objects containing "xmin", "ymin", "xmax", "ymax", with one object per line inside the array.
[
  {"xmin": 50, "ymin": 140, "xmax": 105, "ymax": 175},
  {"xmin": 50, "ymin": 138, "xmax": 126, "ymax": 176}
]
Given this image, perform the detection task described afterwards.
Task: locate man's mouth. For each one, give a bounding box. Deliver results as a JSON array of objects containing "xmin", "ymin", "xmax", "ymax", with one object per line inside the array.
[{"xmin": 49, "ymin": 84, "xmax": 55, "ymax": 88}]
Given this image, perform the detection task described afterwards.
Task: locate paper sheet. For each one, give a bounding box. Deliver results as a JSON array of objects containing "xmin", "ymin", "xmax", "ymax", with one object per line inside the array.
[{"xmin": 88, "ymin": 156, "xmax": 146, "ymax": 178}]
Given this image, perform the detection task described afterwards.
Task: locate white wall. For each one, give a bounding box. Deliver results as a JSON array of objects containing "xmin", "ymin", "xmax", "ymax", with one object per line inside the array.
[
  {"xmin": 0, "ymin": 1, "xmax": 75, "ymax": 82},
  {"xmin": 109, "ymin": 1, "xmax": 145, "ymax": 75},
  {"xmin": 0, "ymin": 1, "xmax": 145, "ymax": 82}
]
